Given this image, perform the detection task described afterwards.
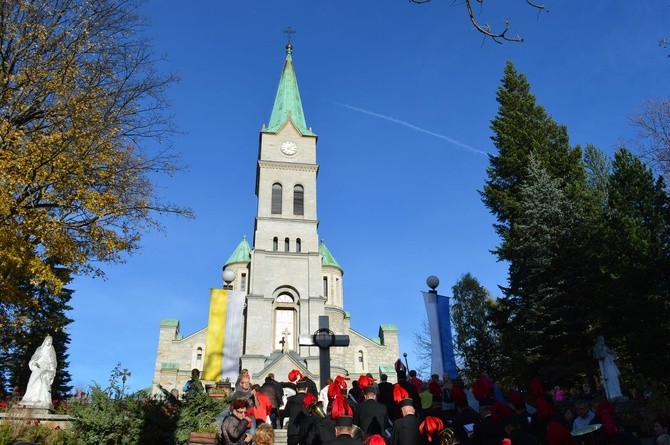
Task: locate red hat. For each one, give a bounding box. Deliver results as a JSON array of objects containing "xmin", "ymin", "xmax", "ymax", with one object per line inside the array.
[
  {"xmin": 366, "ymin": 435, "xmax": 387, "ymax": 445},
  {"xmin": 357, "ymin": 374, "xmax": 375, "ymax": 390},
  {"xmin": 303, "ymin": 392, "xmax": 318, "ymax": 409},
  {"xmin": 393, "ymin": 383, "xmax": 413, "ymax": 408},
  {"xmin": 288, "ymin": 369, "xmax": 302, "ymax": 382},
  {"xmin": 331, "ymin": 395, "xmax": 353, "ymax": 420},
  {"xmin": 535, "ymin": 397, "xmax": 558, "ymax": 420},
  {"xmin": 452, "ymin": 383, "xmax": 467, "ymax": 405},
  {"xmin": 328, "ymin": 375, "xmax": 349, "ymax": 400},
  {"xmin": 530, "ymin": 377, "xmax": 546, "ymax": 400},
  {"xmin": 472, "ymin": 374, "xmax": 494, "ymax": 403},
  {"xmin": 419, "ymin": 416, "xmax": 444, "ymax": 442},
  {"xmin": 491, "ymin": 401, "xmax": 514, "ymax": 423}
]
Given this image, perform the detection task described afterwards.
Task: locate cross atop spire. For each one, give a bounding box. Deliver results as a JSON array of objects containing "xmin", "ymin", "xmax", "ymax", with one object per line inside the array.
[{"xmin": 283, "ymin": 26, "xmax": 295, "ymax": 45}]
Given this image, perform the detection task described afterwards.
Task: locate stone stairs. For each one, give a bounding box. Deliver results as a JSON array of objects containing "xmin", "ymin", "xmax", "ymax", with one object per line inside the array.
[{"xmin": 274, "ymin": 428, "xmax": 287, "ymax": 445}]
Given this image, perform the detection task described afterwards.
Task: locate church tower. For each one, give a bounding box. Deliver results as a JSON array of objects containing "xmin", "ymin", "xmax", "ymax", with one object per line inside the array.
[{"xmin": 232, "ymin": 42, "xmax": 336, "ymax": 374}]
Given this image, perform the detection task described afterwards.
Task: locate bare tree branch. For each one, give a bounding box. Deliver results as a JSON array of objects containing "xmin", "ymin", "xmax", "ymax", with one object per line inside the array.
[{"xmin": 409, "ymin": 0, "xmax": 547, "ymax": 43}]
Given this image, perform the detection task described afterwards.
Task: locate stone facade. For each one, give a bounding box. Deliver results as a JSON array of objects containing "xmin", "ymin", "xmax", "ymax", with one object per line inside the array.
[{"xmin": 152, "ymin": 45, "xmax": 399, "ymax": 394}]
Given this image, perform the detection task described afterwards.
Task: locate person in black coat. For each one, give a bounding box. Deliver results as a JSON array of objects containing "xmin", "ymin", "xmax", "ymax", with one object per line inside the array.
[
  {"xmin": 324, "ymin": 416, "xmax": 363, "ymax": 445},
  {"xmin": 390, "ymin": 398, "xmax": 422, "ymax": 445},
  {"xmin": 377, "ymin": 374, "xmax": 397, "ymax": 422},
  {"xmin": 354, "ymin": 386, "xmax": 388, "ymax": 437},
  {"xmin": 286, "ymin": 382, "xmax": 310, "ymax": 445}
]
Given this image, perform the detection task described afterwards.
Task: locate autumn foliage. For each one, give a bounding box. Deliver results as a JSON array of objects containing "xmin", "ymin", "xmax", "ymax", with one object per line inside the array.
[{"xmin": 0, "ymin": 0, "xmax": 190, "ymax": 306}]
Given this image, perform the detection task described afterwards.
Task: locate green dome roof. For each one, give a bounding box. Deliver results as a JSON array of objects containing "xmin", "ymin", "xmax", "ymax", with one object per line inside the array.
[
  {"xmin": 225, "ymin": 236, "xmax": 251, "ymax": 266},
  {"xmin": 319, "ymin": 240, "xmax": 342, "ymax": 272}
]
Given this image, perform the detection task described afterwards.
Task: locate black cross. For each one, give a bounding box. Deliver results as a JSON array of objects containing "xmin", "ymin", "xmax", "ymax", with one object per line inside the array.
[
  {"xmin": 279, "ymin": 327, "xmax": 291, "ymax": 353},
  {"xmin": 299, "ymin": 315, "xmax": 350, "ymax": 389},
  {"xmin": 283, "ymin": 26, "xmax": 295, "ymax": 44}
]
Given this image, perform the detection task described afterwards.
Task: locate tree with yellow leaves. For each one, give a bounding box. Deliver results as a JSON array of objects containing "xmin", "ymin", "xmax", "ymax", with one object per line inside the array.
[{"xmin": 0, "ymin": 0, "xmax": 191, "ymax": 308}]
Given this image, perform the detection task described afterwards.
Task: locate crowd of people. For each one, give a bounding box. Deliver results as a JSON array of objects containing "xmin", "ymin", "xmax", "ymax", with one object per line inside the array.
[{"xmin": 158, "ymin": 368, "xmax": 668, "ymax": 445}]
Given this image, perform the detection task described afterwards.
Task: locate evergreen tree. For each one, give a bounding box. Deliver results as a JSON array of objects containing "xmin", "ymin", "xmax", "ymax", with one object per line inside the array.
[
  {"xmin": 598, "ymin": 148, "xmax": 670, "ymax": 380},
  {"xmin": 451, "ymin": 273, "xmax": 503, "ymax": 384},
  {"xmin": 496, "ymin": 156, "xmax": 593, "ymax": 384},
  {"xmin": 482, "ymin": 62, "xmax": 588, "ymax": 385},
  {"xmin": 482, "ymin": 61, "xmax": 583, "ymax": 240}
]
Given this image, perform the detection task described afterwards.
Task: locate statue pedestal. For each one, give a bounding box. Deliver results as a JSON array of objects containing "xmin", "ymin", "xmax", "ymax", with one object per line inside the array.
[
  {"xmin": 16, "ymin": 401, "xmax": 54, "ymax": 415},
  {"xmin": 0, "ymin": 408, "xmax": 73, "ymax": 430}
]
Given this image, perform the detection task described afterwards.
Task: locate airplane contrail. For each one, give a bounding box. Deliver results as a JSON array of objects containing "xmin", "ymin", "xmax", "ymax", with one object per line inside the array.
[{"xmin": 334, "ymin": 102, "xmax": 489, "ymax": 156}]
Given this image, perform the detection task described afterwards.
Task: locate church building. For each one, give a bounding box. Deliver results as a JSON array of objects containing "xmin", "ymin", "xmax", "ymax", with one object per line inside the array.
[{"xmin": 153, "ymin": 43, "xmax": 399, "ymax": 391}]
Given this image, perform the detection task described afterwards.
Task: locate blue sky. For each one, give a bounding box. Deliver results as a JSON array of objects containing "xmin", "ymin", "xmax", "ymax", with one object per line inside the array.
[{"xmin": 65, "ymin": 1, "xmax": 669, "ymax": 392}]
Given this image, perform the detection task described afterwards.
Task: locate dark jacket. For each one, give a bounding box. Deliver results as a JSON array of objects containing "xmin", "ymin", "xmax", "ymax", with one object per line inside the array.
[
  {"xmin": 286, "ymin": 392, "xmax": 309, "ymax": 438},
  {"xmin": 390, "ymin": 413, "xmax": 422, "ymax": 445},
  {"xmin": 354, "ymin": 399, "xmax": 388, "ymax": 436},
  {"xmin": 324, "ymin": 433, "xmax": 364, "ymax": 445}
]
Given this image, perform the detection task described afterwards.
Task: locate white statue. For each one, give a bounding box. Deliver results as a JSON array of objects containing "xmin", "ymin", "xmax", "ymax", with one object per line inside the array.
[
  {"xmin": 21, "ymin": 335, "xmax": 57, "ymax": 407},
  {"xmin": 592, "ymin": 335, "xmax": 623, "ymax": 400}
]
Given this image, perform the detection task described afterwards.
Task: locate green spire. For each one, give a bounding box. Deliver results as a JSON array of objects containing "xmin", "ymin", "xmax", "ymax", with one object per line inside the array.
[
  {"xmin": 225, "ymin": 236, "xmax": 251, "ymax": 266},
  {"xmin": 265, "ymin": 44, "xmax": 315, "ymax": 136},
  {"xmin": 319, "ymin": 240, "xmax": 342, "ymax": 272}
]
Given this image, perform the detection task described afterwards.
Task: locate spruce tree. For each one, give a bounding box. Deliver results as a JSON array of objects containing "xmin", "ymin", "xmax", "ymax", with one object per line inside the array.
[
  {"xmin": 599, "ymin": 148, "xmax": 670, "ymax": 380},
  {"xmin": 482, "ymin": 61, "xmax": 583, "ymax": 237},
  {"xmin": 482, "ymin": 62, "xmax": 588, "ymax": 385}
]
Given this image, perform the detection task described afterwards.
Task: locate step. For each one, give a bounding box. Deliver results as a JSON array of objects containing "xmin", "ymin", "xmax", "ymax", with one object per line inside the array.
[{"xmin": 274, "ymin": 428, "xmax": 287, "ymax": 445}]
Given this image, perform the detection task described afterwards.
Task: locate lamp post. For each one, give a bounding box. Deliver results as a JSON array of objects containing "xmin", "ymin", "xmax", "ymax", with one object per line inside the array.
[{"xmin": 423, "ymin": 274, "xmax": 459, "ymax": 380}]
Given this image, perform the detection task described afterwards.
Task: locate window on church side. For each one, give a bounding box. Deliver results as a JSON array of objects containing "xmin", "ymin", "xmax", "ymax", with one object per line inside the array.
[
  {"xmin": 197, "ymin": 347, "xmax": 203, "ymax": 361},
  {"xmin": 273, "ymin": 237, "xmax": 278, "ymax": 251},
  {"xmin": 271, "ymin": 183, "xmax": 282, "ymax": 214},
  {"xmin": 241, "ymin": 272, "xmax": 247, "ymax": 292},
  {"xmin": 296, "ymin": 238, "xmax": 301, "ymax": 252},
  {"xmin": 293, "ymin": 185, "xmax": 304, "ymax": 215},
  {"xmin": 284, "ymin": 237, "xmax": 289, "ymax": 252},
  {"xmin": 323, "ymin": 277, "xmax": 328, "ymax": 298},
  {"xmin": 358, "ymin": 350, "xmax": 364, "ymax": 368}
]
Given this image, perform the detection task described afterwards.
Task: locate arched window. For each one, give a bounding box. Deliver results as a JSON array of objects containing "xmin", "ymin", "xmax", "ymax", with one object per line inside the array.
[
  {"xmin": 293, "ymin": 185, "xmax": 304, "ymax": 215},
  {"xmin": 296, "ymin": 238, "xmax": 301, "ymax": 253},
  {"xmin": 284, "ymin": 237, "xmax": 290, "ymax": 252},
  {"xmin": 271, "ymin": 183, "xmax": 282, "ymax": 214},
  {"xmin": 273, "ymin": 237, "xmax": 278, "ymax": 251},
  {"xmin": 323, "ymin": 277, "xmax": 329, "ymax": 298},
  {"xmin": 274, "ymin": 290, "xmax": 298, "ymax": 351},
  {"xmin": 192, "ymin": 345, "xmax": 205, "ymax": 369},
  {"xmin": 357, "ymin": 350, "xmax": 365, "ymax": 369}
]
